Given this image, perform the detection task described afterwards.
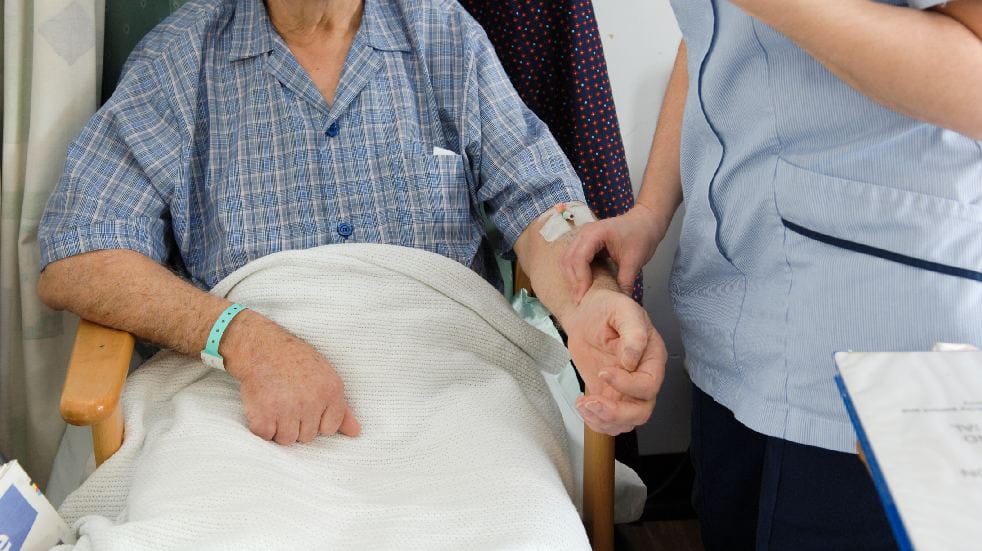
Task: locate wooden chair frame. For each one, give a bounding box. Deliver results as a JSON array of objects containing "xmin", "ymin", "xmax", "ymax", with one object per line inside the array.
[{"xmin": 59, "ymin": 265, "xmax": 616, "ymax": 550}]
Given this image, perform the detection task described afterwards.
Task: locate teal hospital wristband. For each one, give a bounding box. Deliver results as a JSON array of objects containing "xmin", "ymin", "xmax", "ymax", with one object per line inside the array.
[{"xmin": 200, "ymin": 303, "xmax": 248, "ymax": 370}]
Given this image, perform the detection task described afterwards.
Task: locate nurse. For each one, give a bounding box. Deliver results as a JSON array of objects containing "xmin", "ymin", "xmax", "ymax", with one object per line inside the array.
[{"xmin": 563, "ymin": 1, "xmax": 982, "ymax": 549}]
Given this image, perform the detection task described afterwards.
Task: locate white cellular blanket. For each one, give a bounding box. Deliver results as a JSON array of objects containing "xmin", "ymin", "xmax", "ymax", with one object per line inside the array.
[{"xmin": 57, "ymin": 244, "xmax": 590, "ymax": 550}]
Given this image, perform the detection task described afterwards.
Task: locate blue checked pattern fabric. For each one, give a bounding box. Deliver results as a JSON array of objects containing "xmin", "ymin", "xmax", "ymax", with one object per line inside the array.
[{"xmin": 38, "ymin": 0, "xmax": 584, "ymax": 290}]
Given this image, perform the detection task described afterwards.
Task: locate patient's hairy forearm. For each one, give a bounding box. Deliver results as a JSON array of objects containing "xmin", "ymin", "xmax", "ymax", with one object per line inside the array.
[
  {"xmin": 37, "ymin": 249, "xmax": 260, "ymax": 360},
  {"xmin": 514, "ymin": 222, "xmax": 619, "ymax": 325},
  {"xmin": 38, "ymin": 249, "xmax": 360, "ymax": 442}
]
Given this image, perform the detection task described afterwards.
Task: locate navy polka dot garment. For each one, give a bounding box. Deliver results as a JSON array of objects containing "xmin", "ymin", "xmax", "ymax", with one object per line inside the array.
[{"xmin": 459, "ymin": 0, "xmax": 643, "ymax": 302}]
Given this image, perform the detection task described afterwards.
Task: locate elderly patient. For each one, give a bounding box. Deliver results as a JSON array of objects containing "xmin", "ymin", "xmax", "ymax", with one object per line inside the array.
[{"xmin": 38, "ymin": 0, "xmax": 663, "ymax": 530}]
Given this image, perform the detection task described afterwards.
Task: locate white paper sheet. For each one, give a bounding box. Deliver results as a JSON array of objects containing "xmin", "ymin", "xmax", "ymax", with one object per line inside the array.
[{"xmin": 835, "ymin": 350, "xmax": 982, "ymax": 551}]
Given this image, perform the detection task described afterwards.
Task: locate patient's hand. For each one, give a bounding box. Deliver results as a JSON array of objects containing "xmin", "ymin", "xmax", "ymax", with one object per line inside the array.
[
  {"xmin": 222, "ymin": 311, "xmax": 361, "ymax": 444},
  {"xmin": 562, "ymin": 288, "xmax": 666, "ymax": 436}
]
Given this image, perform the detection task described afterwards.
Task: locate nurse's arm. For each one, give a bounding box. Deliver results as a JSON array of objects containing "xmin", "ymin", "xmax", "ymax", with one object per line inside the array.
[
  {"xmin": 730, "ymin": 0, "xmax": 982, "ymax": 140},
  {"xmin": 562, "ymin": 41, "xmax": 687, "ymax": 300},
  {"xmin": 634, "ymin": 40, "xmax": 687, "ymax": 258}
]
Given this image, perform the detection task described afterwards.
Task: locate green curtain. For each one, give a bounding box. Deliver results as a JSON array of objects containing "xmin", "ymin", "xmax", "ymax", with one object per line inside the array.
[
  {"xmin": 1, "ymin": 0, "xmax": 105, "ymax": 487},
  {"xmin": 101, "ymin": 0, "xmax": 187, "ymax": 101}
]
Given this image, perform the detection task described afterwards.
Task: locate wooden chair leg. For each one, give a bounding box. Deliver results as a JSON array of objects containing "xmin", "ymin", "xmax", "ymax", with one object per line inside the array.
[
  {"xmin": 583, "ymin": 426, "xmax": 615, "ymax": 551},
  {"xmin": 513, "ymin": 262, "xmax": 617, "ymax": 548}
]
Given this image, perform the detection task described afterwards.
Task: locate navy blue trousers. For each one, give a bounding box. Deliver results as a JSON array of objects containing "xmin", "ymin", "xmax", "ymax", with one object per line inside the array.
[{"xmin": 689, "ymin": 386, "xmax": 897, "ymax": 551}]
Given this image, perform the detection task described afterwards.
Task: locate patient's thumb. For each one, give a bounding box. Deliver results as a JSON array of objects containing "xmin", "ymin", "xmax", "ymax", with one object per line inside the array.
[{"xmin": 339, "ymin": 406, "xmax": 361, "ymax": 437}]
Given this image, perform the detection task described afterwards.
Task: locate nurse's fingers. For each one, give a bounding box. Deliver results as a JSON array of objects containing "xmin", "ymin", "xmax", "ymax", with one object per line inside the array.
[{"xmin": 561, "ymin": 223, "xmax": 609, "ymax": 302}]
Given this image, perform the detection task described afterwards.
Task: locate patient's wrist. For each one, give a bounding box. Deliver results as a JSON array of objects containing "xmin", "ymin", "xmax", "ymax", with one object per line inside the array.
[
  {"xmin": 586, "ymin": 261, "xmax": 621, "ymax": 295},
  {"xmin": 219, "ymin": 310, "xmax": 267, "ymax": 379},
  {"xmin": 554, "ymin": 276, "xmax": 618, "ymax": 328},
  {"xmin": 551, "ymin": 299, "xmax": 577, "ymax": 328}
]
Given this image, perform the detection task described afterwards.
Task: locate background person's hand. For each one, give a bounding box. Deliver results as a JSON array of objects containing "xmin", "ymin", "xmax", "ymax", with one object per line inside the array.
[
  {"xmin": 561, "ymin": 204, "xmax": 663, "ymax": 302},
  {"xmin": 562, "ymin": 287, "xmax": 667, "ymax": 435},
  {"xmin": 223, "ymin": 312, "xmax": 360, "ymax": 445}
]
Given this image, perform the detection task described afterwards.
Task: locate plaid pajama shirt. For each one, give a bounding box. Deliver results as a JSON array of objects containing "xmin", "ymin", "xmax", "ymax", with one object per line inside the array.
[{"xmin": 39, "ymin": 0, "xmax": 584, "ymax": 290}]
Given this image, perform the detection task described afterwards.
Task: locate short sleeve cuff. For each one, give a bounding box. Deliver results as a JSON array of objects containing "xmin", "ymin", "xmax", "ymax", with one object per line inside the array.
[
  {"xmin": 493, "ymin": 178, "xmax": 586, "ymax": 259},
  {"xmin": 39, "ymin": 218, "xmax": 171, "ymax": 271},
  {"xmin": 906, "ymin": 0, "xmax": 948, "ymax": 9}
]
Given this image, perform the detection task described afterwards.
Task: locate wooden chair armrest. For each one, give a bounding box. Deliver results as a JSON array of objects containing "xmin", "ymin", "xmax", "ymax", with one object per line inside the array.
[
  {"xmin": 60, "ymin": 319, "xmax": 134, "ymax": 466},
  {"xmin": 60, "ymin": 319, "xmax": 134, "ymax": 426}
]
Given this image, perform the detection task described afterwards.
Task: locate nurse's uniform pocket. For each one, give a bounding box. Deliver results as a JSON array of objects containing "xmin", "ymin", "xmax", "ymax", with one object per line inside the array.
[{"xmin": 773, "ymin": 158, "xmax": 982, "ymax": 280}]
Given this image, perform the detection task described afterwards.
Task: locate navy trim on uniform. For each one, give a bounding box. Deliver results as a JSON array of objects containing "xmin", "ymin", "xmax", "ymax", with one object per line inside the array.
[{"xmin": 782, "ymin": 219, "xmax": 982, "ymax": 283}]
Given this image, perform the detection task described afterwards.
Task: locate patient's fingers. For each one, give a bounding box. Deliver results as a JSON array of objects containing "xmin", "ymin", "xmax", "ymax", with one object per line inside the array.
[
  {"xmin": 598, "ymin": 367, "xmax": 660, "ymax": 401},
  {"xmin": 338, "ymin": 406, "xmax": 361, "ymax": 437},
  {"xmin": 577, "ymin": 405, "xmax": 608, "ymax": 433},
  {"xmin": 578, "ymin": 408, "xmax": 607, "ymax": 434},
  {"xmin": 248, "ymin": 414, "xmax": 277, "ymax": 441},
  {"xmin": 319, "ymin": 402, "xmax": 345, "ymax": 436},
  {"xmin": 582, "ymin": 375, "xmax": 608, "ymax": 397},
  {"xmin": 298, "ymin": 413, "xmax": 319, "ymax": 444},
  {"xmin": 577, "ymin": 402, "xmax": 633, "ymax": 436},
  {"xmin": 577, "ymin": 394, "xmax": 651, "ymax": 433},
  {"xmin": 274, "ymin": 417, "xmax": 301, "ymax": 446},
  {"xmin": 586, "ymin": 395, "xmax": 652, "ymax": 427}
]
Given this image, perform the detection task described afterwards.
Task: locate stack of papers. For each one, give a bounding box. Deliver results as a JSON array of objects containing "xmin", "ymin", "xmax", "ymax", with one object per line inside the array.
[
  {"xmin": 0, "ymin": 460, "xmax": 72, "ymax": 550},
  {"xmin": 835, "ymin": 350, "xmax": 982, "ymax": 551}
]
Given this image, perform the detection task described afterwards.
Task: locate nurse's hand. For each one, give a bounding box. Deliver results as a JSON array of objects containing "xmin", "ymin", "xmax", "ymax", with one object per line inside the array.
[
  {"xmin": 561, "ymin": 204, "xmax": 663, "ymax": 302},
  {"xmin": 562, "ymin": 287, "xmax": 667, "ymax": 435}
]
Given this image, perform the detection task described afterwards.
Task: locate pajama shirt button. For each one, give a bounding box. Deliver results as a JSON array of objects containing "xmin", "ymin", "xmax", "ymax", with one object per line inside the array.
[
  {"xmin": 337, "ymin": 222, "xmax": 353, "ymax": 238},
  {"xmin": 325, "ymin": 122, "xmax": 340, "ymax": 137}
]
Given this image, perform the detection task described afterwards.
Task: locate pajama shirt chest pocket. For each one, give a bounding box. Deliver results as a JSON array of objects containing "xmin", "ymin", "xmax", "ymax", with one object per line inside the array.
[{"xmin": 397, "ymin": 149, "xmax": 479, "ymax": 253}]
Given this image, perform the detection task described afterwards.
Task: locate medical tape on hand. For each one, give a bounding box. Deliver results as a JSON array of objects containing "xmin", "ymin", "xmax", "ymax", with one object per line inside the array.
[{"xmin": 538, "ymin": 201, "xmax": 597, "ymax": 242}]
